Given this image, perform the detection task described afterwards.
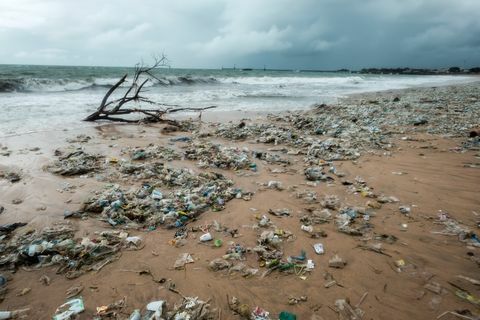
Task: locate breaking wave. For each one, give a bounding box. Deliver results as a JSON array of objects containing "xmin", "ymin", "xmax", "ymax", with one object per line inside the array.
[{"xmin": 0, "ymin": 76, "xmax": 219, "ymax": 93}]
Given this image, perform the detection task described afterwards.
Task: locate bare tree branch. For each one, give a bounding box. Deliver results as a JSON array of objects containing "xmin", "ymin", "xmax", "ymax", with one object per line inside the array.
[{"xmin": 83, "ymin": 54, "xmax": 216, "ymax": 125}]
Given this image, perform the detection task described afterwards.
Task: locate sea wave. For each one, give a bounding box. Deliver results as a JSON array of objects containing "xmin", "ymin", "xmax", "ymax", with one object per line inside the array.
[
  {"xmin": 218, "ymin": 75, "xmax": 365, "ymax": 86},
  {"xmin": 0, "ymin": 76, "xmax": 219, "ymax": 93}
]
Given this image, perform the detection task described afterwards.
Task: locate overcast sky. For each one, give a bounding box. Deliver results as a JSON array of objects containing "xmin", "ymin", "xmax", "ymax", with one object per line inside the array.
[{"xmin": 0, "ymin": 0, "xmax": 479, "ymax": 69}]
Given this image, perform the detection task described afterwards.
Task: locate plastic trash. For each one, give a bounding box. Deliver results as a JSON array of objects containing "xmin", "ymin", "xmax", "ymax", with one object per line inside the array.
[
  {"xmin": 313, "ymin": 243, "xmax": 324, "ymax": 255},
  {"xmin": 251, "ymin": 306, "xmax": 270, "ymax": 320},
  {"xmin": 279, "ymin": 311, "xmax": 297, "ymax": 320},
  {"xmin": 289, "ymin": 250, "xmax": 306, "ymax": 262},
  {"xmin": 258, "ymin": 215, "xmax": 271, "ymax": 227},
  {"xmin": 199, "ymin": 232, "xmax": 213, "ymax": 242},
  {"xmin": 151, "ymin": 189, "xmax": 163, "ymax": 200},
  {"xmin": 0, "ymin": 309, "xmax": 29, "ymax": 320},
  {"xmin": 170, "ymin": 136, "xmax": 191, "ymax": 142},
  {"xmin": 125, "ymin": 236, "xmax": 142, "ymax": 246},
  {"xmin": 208, "ymin": 258, "xmax": 232, "ymax": 271},
  {"xmin": 306, "ymin": 259, "xmax": 315, "ymax": 270},
  {"xmin": 399, "ymin": 206, "xmax": 411, "ymax": 214},
  {"xmin": 267, "ymin": 180, "xmax": 282, "ymax": 189},
  {"xmin": 146, "ymin": 300, "xmax": 165, "ymax": 319},
  {"xmin": 0, "ymin": 275, "xmax": 6, "ymax": 286},
  {"xmin": 52, "ymin": 297, "xmax": 85, "ymax": 320},
  {"xmin": 128, "ymin": 309, "xmax": 141, "ymax": 320},
  {"xmin": 0, "ymin": 312, "xmax": 12, "ymax": 320},
  {"xmin": 455, "ymin": 289, "xmax": 480, "ymax": 307},
  {"xmin": 174, "ymin": 253, "xmax": 194, "ymax": 269},
  {"xmin": 268, "ymin": 208, "xmax": 291, "ymax": 217},
  {"xmin": 300, "ymin": 223, "xmax": 313, "ymax": 233},
  {"xmin": 329, "ymin": 254, "xmax": 347, "ymax": 269}
]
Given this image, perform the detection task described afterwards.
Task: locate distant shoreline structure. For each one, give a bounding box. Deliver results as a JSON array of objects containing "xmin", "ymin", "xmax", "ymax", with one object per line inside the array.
[{"xmin": 221, "ymin": 66, "xmax": 480, "ymax": 75}]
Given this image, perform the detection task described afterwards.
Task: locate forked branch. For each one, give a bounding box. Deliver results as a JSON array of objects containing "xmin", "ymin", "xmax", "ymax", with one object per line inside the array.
[{"xmin": 83, "ymin": 54, "xmax": 216, "ymax": 124}]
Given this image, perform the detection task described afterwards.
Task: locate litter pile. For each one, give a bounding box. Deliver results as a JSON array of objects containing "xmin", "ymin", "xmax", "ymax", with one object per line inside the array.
[
  {"xmin": 53, "ymin": 295, "xmax": 213, "ymax": 320},
  {"xmin": 66, "ymin": 134, "xmax": 91, "ymax": 144},
  {"xmin": 0, "ymin": 170, "xmax": 21, "ymax": 183},
  {"xmin": 122, "ymin": 144, "xmax": 180, "ymax": 161},
  {"xmin": 0, "ymin": 222, "xmax": 142, "ymax": 279},
  {"xmin": 82, "ymin": 168, "xmax": 246, "ymax": 229},
  {"xmin": 215, "ymin": 122, "xmax": 301, "ymax": 146},
  {"xmin": 460, "ymin": 136, "xmax": 480, "ymax": 152},
  {"xmin": 253, "ymin": 150, "xmax": 291, "ymax": 165},
  {"xmin": 229, "ymin": 296, "xmax": 297, "ymax": 320},
  {"xmin": 184, "ymin": 141, "xmax": 255, "ymax": 170},
  {"xmin": 305, "ymin": 138, "xmax": 362, "ymax": 161},
  {"xmin": 432, "ymin": 212, "xmax": 480, "ymax": 249},
  {"xmin": 208, "ymin": 216, "xmax": 317, "ymax": 280},
  {"xmin": 212, "ymin": 85, "xmax": 480, "ymax": 163},
  {"xmin": 46, "ymin": 150, "xmax": 104, "ymax": 176},
  {"xmin": 214, "ymin": 119, "xmax": 383, "ymax": 162}
]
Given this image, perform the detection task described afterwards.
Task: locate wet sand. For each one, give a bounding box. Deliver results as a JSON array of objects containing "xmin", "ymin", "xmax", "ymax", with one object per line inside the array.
[{"xmin": 1, "ymin": 83, "xmax": 480, "ymax": 319}]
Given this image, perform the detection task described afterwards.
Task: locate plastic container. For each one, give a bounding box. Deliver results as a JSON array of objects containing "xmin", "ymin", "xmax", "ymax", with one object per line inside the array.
[{"xmin": 199, "ymin": 232, "xmax": 213, "ymax": 242}]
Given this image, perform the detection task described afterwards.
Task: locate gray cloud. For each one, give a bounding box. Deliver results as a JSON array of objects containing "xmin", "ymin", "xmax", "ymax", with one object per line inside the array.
[{"xmin": 0, "ymin": 0, "xmax": 479, "ymax": 69}]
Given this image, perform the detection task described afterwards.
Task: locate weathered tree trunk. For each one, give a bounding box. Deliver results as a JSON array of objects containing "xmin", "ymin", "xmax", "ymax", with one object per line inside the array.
[{"xmin": 83, "ymin": 56, "xmax": 215, "ymax": 124}]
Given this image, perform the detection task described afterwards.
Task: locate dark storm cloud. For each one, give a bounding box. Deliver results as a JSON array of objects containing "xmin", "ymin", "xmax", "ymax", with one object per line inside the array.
[{"xmin": 0, "ymin": 0, "xmax": 479, "ymax": 69}]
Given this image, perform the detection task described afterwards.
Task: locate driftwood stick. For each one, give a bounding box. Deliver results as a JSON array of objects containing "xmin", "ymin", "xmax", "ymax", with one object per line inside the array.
[
  {"xmin": 84, "ymin": 74, "xmax": 127, "ymax": 121},
  {"xmin": 83, "ymin": 54, "xmax": 216, "ymax": 125}
]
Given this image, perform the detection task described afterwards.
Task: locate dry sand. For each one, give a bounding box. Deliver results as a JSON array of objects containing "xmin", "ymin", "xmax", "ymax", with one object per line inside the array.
[{"xmin": 0, "ymin": 83, "xmax": 479, "ymax": 319}]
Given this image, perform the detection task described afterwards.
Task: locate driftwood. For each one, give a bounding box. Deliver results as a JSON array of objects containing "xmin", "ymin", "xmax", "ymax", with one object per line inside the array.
[{"xmin": 84, "ymin": 55, "xmax": 216, "ymax": 124}]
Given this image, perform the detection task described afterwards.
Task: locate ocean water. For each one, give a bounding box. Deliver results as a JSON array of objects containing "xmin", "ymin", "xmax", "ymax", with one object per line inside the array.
[{"xmin": 0, "ymin": 64, "xmax": 476, "ymax": 137}]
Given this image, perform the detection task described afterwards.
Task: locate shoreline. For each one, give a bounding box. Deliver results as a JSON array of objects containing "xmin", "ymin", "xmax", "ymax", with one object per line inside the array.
[
  {"xmin": 1, "ymin": 77, "xmax": 479, "ymax": 141},
  {"xmin": 0, "ymin": 82, "xmax": 479, "ymax": 319}
]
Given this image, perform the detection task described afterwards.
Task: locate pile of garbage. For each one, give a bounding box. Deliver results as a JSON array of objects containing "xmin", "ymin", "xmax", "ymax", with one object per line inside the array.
[
  {"xmin": 228, "ymin": 296, "xmax": 297, "ymax": 320},
  {"xmin": 255, "ymin": 230, "xmax": 309, "ymax": 276},
  {"xmin": 431, "ymin": 212, "xmax": 480, "ymax": 250},
  {"xmin": 206, "ymin": 217, "xmax": 316, "ymax": 279},
  {"xmin": 460, "ymin": 136, "xmax": 480, "ymax": 152},
  {"xmin": 208, "ymin": 242, "xmax": 259, "ymax": 277},
  {"xmin": 47, "ymin": 150, "xmax": 104, "ymax": 176},
  {"xmin": 211, "ymin": 85, "xmax": 480, "ymax": 163},
  {"xmin": 306, "ymin": 138, "xmax": 361, "ymax": 161},
  {"xmin": 335, "ymin": 209, "xmax": 372, "ymax": 236},
  {"xmin": 66, "ymin": 134, "xmax": 91, "ymax": 144},
  {"xmin": 184, "ymin": 141, "xmax": 255, "ymax": 170},
  {"xmin": 0, "ymin": 222, "xmax": 142, "ymax": 279},
  {"xmin": 0, "ymin": 170, "xmax": 21, "ymax": 183},
  {"xmin": 215, "ymin": 122, "xmax": 302, "ymax": 146},
  {"xmin": 82, "ymin": 168, "xmax": 245, "ymax": 229},
  {"xmin": 297, "ymin": 193, "xmax": 375, "ymax": 237},
  {"xmin": 53, "ymin": 295, "xmax": 213, "ymax": 320},
  {"xmin": 122, "ymin": 144, "xmax": 180, "ymax": 161},
  {"xmin": 299, "ymin": 208, "xmax": 332, "ymax": 225},
  {"xmin": 304, "ymin": 166, "xmax": 333, "ymax": 182},
  {"xmin": 252, "ymin": 151, "xmax": 290, "ymax": 165},
  {"xmin": 295, "ymin": 85, "xmax": 480, "ymax": 137}
]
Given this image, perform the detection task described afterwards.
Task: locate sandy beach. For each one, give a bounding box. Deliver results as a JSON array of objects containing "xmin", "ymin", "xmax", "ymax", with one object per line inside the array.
[{"xmin": 1, "ymin": 82, "xmax": 480, "ymax": 319}]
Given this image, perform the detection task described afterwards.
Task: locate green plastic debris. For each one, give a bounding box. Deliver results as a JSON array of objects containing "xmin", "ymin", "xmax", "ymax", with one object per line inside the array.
[
  {"xmin": 279, "ymin": 311, "xmax": 297, "ymax": 320},
  {"xmin": 455, "ymin": 289, "xmax": 480, "ymax": 307}
]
